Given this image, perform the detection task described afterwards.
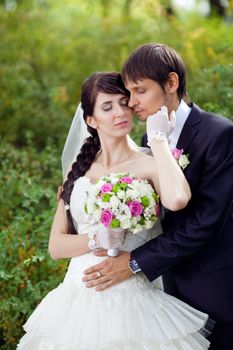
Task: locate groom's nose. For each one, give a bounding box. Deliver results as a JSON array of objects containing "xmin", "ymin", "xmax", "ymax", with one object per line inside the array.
[{"xmin": 128, "ymin": 95, "xmax": 137, "ymax": 108}]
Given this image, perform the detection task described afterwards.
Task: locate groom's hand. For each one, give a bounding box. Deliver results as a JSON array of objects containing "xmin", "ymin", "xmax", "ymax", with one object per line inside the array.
[{"xmin": 82, "ymin": 251, "xmax": 134, "ymax": 291}]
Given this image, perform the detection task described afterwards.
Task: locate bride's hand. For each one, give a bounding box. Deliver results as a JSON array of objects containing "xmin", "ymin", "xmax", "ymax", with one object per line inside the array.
[
  {"xmin": 146, "ymin": 106, "xmax": 176, "ymax": 146},
  {"xmin": 57, "ymin": 186, "xmax": 63, "ymax": 202},
  {"xmin": 95, "ymin": 226, "xmax": 126, "ymax": 249}
]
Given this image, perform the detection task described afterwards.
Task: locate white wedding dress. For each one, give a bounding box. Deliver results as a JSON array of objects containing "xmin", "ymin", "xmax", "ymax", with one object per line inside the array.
[{"xmin": 17, "ymin": 176, "xmax": 210, "ymax": 350}]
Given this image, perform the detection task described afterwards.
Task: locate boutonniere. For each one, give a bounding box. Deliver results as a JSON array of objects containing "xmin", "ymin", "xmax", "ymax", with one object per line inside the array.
[{"xmin": 171, "ymin": 148, "xmax": 190, "ymax": 170}]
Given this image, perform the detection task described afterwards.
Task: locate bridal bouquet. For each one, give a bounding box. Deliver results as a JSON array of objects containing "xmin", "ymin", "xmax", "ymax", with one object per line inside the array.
[{"xmin": 84, "ymin": 173, "xmax": 159, "ymax": 256}]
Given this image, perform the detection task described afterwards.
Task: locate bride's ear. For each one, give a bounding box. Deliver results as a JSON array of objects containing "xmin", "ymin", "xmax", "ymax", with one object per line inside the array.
[
  {"xmin": 86, "ymin": 116, "xmax": 97, "ymax": 129},
  {"xmin": 165, "ymin": 72, "xmax": 179, "ymax": 94}
]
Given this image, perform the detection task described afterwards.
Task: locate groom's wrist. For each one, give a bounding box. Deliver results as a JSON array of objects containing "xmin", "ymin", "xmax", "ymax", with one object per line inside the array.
[{"xmin": 129, "ymin": 258, "xmax": 142, "ymax": 274}]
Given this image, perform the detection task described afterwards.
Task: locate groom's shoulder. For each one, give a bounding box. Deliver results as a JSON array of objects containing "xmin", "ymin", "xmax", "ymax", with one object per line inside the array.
[{"xmin": 191, "ymin": 102, "xmax": 233, "ymax": 130}]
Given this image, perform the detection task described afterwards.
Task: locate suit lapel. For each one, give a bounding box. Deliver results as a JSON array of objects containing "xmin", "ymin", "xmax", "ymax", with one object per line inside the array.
[{"xmin": 176, "ymin": 103, "xmax": 202, "ymax": 152}]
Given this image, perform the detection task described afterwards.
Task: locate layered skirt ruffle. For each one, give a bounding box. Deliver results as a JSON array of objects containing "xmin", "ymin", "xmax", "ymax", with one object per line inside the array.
[{"xmin": 17, "ymin": 254, "xmax": 211, "ymax": 350}]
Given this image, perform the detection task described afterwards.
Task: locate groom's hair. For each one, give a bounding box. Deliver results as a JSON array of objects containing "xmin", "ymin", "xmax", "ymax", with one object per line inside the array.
[{"xmin": 122, "ymin": 43, "xmax": 187, "ymax": 101}]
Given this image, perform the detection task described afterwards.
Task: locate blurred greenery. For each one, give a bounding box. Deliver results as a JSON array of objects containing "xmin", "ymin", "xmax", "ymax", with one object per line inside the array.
[{"xmin": 0, "ymin": 0, "xmax": 232, "ymax": 348}]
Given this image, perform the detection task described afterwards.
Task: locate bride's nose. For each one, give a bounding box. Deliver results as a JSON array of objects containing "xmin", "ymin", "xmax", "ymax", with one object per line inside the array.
[{"xmin": 115, "ymin": 105, "xmax": 126, "ymax": 117}]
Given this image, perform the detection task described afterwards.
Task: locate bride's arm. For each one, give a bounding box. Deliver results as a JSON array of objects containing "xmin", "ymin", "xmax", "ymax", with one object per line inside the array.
[
  {"xmin": 48, "ymin": 199, "xmax": 90, "ymax": 260},
  {"xmin": 149, "ymin": 139, "xmax": 191, "ymax": 211}
]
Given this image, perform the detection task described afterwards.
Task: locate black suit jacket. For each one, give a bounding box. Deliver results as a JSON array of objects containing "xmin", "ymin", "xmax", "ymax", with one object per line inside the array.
[{"xmin": 132, "ymin": 104, "xmax": 233, "ymax": 323}]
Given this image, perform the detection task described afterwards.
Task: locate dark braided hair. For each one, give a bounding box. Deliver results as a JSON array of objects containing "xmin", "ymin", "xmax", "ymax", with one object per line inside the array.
[{"xmin": 61, "ymin": 72, "xmax": 130, "ymax": 234}]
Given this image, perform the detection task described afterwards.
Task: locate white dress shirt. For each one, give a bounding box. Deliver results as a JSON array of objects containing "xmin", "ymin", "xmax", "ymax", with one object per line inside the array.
[{"xmin": 169, "ymin": 99, "xmax": 191, "ymax": 150}]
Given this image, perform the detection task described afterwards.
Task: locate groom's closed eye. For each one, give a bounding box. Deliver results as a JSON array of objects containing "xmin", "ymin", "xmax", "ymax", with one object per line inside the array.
[
  {"xmin": 120, "ymin": 98, "xmax": 129, "ymax": 106},
  {"xmin": 136, "ymin": 88, "xmax": 146, "ymax": 94}
]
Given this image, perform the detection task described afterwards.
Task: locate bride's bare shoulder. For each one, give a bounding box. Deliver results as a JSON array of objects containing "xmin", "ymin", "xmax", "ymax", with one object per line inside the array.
[
  {"xmin": 131, "ymin": 149, "xmax": 156, "ymax": 175},
  {"xmin": 134, "ymin": 149, "xmax": 154, "ymax": 162},
  {"xmin": 137, "ymin": 147, "xmax": 153, "ymax": 157}
]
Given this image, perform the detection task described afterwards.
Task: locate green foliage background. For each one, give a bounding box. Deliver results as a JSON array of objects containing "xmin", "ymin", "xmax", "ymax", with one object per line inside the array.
[{"xmin": 0, "ymin": 0, "xmax": 233, "ymax": 348}]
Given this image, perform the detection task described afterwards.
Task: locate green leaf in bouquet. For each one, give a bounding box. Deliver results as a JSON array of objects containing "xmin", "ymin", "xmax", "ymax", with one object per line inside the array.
[
  {"xmin": 84, "ymin": 203, "xmax": 88, "ymax": 213},
  {"xmin": 141, "ymin": 196, "xmax": 150, "ymax": 208},
  {"xmin": 102, "ymin": 194, "xmax": 111, "ymax": 202},
  {"xmin": 112, "ymin": 184, "xmax": 120, "ymax": 193},
  {"xmin": 111, "ymin": 218, "xmax": 120, "ymax": 228},
  {"xmin": 138, "ymin": 217, "xmax": 145, "ymax": 225},
  {"xmin": 120, "ymin": 183, "xmax": 127, "ymax": 190},
  {"xmin": 153, "ymin": 193, "xmax": 159, "ymax": 203}
]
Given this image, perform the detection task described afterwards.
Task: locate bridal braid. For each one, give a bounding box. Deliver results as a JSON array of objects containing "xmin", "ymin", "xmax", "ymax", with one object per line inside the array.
[
  {"xmin": 61, "ymin": 72, "xmax": 130, "ymax": 234},
  {"xmin": 61, "ymin": 132, "xmax": 100, "ymax": 234}
]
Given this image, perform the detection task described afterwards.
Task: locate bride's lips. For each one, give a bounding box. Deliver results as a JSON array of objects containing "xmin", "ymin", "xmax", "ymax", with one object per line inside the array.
[{"xmin": 115, "ymin": 121, "xmax": 128, "ymax": 127}]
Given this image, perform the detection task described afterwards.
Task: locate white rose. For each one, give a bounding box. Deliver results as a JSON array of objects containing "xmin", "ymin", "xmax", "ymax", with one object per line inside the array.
[
  {"xmin": 130, "ymin": 217, "xmax": 138, "ymax": 226},
  {"xmin": 117, "ymin": 190, "xmax": 125, "ymax": 200},
  {"xmin": 117, "ymin": 213, "xmax": 128, "ymax": 221},
  {"xmin": 132, "ymin": 224, "xmax": 142, "ymax": 234},
  {"xmin": 121, "ymin": 218, "xmax": 131, "ymax": 229},
  {"xmin": 109, "ymin": 174, "xmax": 118, "ymax": 184},
  {"xmin": 110, "ymin": 195, "xmax": 120, "ymax": 208},
  {"xmin": 178, "ymin": 154, "xmax": 190, "ymax": 170},
  {"xmin": 145, "ymin": 220, "xmax": 153, "ymax": 229},
  {"xmin": 126, "ymin": 189, "xmax": 138, "ymax": 200},
  {"xmin": 119, "ymin": 203, "xmax": 131, "ymax": 216}
]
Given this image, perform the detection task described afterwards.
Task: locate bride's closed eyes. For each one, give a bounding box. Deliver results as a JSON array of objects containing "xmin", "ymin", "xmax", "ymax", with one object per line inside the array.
[{"xmin": 101, "ymin": 97, "xmax": 129, "ymax": 112}]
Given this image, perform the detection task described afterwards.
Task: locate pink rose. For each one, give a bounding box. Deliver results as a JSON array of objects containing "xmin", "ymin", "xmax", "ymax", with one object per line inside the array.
[
  {"xmin": 119, "ymin": 176, "xmax": 133, "ymax": 184},
  {"xmin": 171, "ymin": 148, "xmax": 183, "ymax": 160},
  {"xmin": 100, "ymin": 209, "xmax": 113, "ymax": 226},
  {"xmin": 128, "ymin": 201, "xmax": 143, "ymax": 217},
  {"xmin": 100, "ymin": 183, "xmax": 113, "ymax": 194}
]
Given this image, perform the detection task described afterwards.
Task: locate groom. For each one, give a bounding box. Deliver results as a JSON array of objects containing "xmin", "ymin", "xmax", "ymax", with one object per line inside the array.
[{"xmin": 83, "ymin": 43, "xmax": 233, "ymax": 349}]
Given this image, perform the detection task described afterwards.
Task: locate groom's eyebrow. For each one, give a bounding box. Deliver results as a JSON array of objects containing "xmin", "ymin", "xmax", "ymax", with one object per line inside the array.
[{"xmin": 127, "ymin": 83, "xmax": 143, "ymax": 91}]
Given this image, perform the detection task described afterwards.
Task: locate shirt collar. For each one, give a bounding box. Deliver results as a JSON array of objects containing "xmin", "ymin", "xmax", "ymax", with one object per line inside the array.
[{"xmin": 169, "ymin": 99, "xmax": 191, "ymax": 149}]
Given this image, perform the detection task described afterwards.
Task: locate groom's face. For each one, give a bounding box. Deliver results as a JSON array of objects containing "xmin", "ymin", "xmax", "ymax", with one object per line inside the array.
[{"xmin": 125, "ymin": 79, "xmax": 167, "ymax": 121}]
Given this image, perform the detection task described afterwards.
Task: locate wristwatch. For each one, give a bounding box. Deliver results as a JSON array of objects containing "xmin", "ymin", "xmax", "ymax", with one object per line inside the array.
[{"xmin": 129, "ymin": 259, "xmax": 142, "ymax": 274}]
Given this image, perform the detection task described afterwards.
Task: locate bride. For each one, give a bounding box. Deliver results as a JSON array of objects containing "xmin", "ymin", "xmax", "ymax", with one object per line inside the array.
[{"xmin": 17, "ymin": 71, "xmax": 211, "ymax": 349}]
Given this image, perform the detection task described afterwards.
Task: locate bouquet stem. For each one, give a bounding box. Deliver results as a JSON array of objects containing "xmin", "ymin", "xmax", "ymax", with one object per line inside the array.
[{"xmin": 107, "ymin": 248, "xmax": 119, "ymax": 257}]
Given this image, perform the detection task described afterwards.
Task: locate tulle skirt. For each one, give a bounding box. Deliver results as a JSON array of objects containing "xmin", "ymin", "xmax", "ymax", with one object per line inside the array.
[{"xmin": 17, "ymin": 253, "xmax": 211, "ymax": 350}]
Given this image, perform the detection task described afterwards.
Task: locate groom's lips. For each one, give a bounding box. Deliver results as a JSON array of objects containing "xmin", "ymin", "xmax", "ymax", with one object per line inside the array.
[{"xmin": 134, "ymin": 108, "xmax": 144, "ymax": 115}]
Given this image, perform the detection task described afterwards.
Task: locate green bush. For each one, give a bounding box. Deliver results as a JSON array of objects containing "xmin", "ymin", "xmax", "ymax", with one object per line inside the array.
[
  {"xmin": 189, "ymin": 64, "xmax": 233, "ymax": 120},
  {"xmin": 0, "ymin": 2, "xmax": 232, "ymax": 150},
  {"xmin": 0, "ymin": 139, "xmax": 68, "ymax": 348}
]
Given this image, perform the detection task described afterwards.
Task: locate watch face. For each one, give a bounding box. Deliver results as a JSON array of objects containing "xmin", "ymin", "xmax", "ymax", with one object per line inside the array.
[{"xmin": 130, "ymin": 259, "xmax": 141, "ymax": 273}]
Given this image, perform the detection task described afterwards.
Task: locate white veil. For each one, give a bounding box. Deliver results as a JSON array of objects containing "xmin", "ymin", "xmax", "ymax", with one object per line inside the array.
[
  {"xmin": 61, "ymin": 103, "xmax": 151, "ymax": 180},
  {"xmin": 61, "ymin": 103, "xmax": 90, "ymax": 180}
]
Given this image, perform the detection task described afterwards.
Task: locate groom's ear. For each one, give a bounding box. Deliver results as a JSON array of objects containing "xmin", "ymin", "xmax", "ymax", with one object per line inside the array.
[
  {"xmin": 165, "ymin": 72, "xmax": 179, "ymax": 94},
  {"xmin": 86, "ymin": 116, "xmax": 97, "ymax": 129}
]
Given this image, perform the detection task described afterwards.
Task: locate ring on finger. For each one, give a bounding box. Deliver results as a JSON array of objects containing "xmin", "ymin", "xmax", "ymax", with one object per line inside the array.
[{"xmin": 96, "ymin": 271, "xmax": 102, "ymax": 278}]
